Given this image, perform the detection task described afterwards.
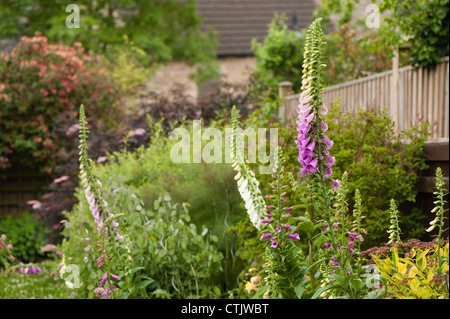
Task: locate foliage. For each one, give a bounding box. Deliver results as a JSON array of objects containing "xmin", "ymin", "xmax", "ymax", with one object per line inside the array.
[
  {"xmin": 250, "ymin": 14, "xmax": 305, "ymax": 96},
  {"xmin": 324, "ymin": 100, "xmax": 429, "ymax": 247},
  {"xmin": 372, "ymin": 243, "xmax": 449, "ymax": 299},
  {"xmin": 59, "ymin": 107, "xmax": 248, "ymax": 298},
  {"xmin": 377, "ymin": 0, "xmax": 449, "ymax": 68},
  {"xmin": 0, "ymin": 32, "xmax": 118, "ymax": 173},
  {"xmin": 0, "ymin": 0, "xmax": 219, "ymax": 83},
  {"xmin": 324, "ymin": 23, "xmax": 391, "ymax": 85},
  {"xmin": 0, "ymin": 260, "xmax": 75, "ymax": 299},
  {"xmin": 387, "ymin": 199, "xmax": 402, "ymax": 244},
  {"xmin": 0, "ymin": 212, "xmax": 51, "ymax": 267},
  {"xmin": 255, "ymin": 149, "xmax": 306, "ymax": 299},
  {"xmin": 249, "ymin": 14, "xmax": 391, "ymax": 97},
  {"xmin": 321, "ymin": 0, "xmax": 449, "ymax": 68}
]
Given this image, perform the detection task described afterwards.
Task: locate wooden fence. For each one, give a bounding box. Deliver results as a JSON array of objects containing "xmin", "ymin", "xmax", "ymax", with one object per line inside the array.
[{"xmin": 282, "ymin": 57, "xmax": 449, "ymax": 140}]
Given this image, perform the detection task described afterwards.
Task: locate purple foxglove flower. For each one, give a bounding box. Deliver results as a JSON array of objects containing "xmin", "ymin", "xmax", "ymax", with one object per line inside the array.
[
  {"xmin": 111, "ymin": 274, "xmax": 120, "ymax": 281},
  {"xmin": 348, "ymin": 232, "xmax": 358, "ymax": 241},
  {"xmin": 260, "ymin": 233, "xmax": 271, "ymax": 240},
  {"xmin": 331, "ymin": 256, "xmax": 339, "ymax": 267},
  {"xmin": 265, "ymin": 214, "xmax": 273, "ymax": 218},
  {"xmin": 330, "ymin": 179, "xmax": 340, "ymax": 192},
  {"xmin": 262, "ymin": 219, "xmax": 271, "ymax": 223},
  {"xmin": 265, "ymin": 205, "xmax": 274, "ymax": 210},
  {"xmin": 287, "ymin": 233, "xmax": 300, "ymax": 240},
  {"xmin": 285, "ymin": 207, "xmax": 293, "ymax": 211},
  {"xmin": 99, "ymin": 273, "xmax": 108, "ymax": 286},
  {"xmin": 284, "ymin": 213, "xmax": 291, "ymax": 217},
  {"xmin": 280, "ymin": 198, "xmax": 286, "ymax": 203},
  {"xmin": 285, "ymin": 224, "xmax": 291, "ymax": 230},
  {"xmin": 271, "ymin": 241, "xmax": 279, "ymax": 248},
  {"xmin": 276, "ymin": 225, "xmax": 282, "ymax": 232},
  {"xmin": 324, "ymin": 242, "xmax": 332, "ymax": 250},
  {"xmin": 103, "ymin": 287, "xmax": 111, "ymax": 299}
]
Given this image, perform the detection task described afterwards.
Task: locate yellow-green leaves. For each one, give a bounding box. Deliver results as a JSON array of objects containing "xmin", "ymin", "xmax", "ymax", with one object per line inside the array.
[{"xmin": 372, "ymin": 243, "xmax": 449, "ymax": 299}]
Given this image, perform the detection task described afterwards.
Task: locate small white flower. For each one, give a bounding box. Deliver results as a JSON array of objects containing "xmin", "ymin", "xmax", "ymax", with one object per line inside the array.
[{"xmin": 426, "ymin": 225, "xmax": 436, "ymax": 232}]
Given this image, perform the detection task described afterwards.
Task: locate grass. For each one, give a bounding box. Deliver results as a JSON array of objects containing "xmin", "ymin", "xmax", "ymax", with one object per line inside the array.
[{"xmin": 0, "ymin": 260, "xmax": 76, "ymax": 299}]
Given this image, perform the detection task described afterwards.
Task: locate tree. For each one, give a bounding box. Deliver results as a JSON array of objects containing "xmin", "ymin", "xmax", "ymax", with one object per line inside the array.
[
  {"xmin": 321, "ymin": 0, "xmax": 449, "ymax": 68},
  {"xmin": 0, "ymin": 0, "xmax": 219, "ymax": 82}
]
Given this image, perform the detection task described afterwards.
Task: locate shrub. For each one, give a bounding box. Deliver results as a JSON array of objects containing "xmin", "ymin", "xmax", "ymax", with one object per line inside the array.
[
  {"xmin": 273, "ymin": 99, "xmax": 429, "ymax": 248},
  {"xmin": 250, "ymin": 14, "xmax": 305, "ymax": 97},
  {"xmin": 368, "ymin": 240, "xmax": 449, "ymax": 299},
  {"xmin": 0, "ymin": 212, "xmax": 51, "ymax": 267},
  {"xmin": 0, "ymin": 32, "xmax": 118, "ymax": 173},
  {"xmin": 326, "ymin": 101, "xmax": 429, "ymax": 246},
  {"xmin": 59, "ymin": 107, "xmax": 246, "ymax": 298}
]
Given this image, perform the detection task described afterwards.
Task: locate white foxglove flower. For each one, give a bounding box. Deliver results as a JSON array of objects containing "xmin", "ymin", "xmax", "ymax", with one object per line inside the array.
[{"xmin": 230, "ymin": 106, "xmax": 266, "ymax": 230}]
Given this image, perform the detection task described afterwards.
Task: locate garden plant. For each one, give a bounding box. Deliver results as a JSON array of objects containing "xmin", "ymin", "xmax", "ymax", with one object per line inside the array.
[{"xmin": 0, "ymin": 15, "xmax": 448, "ymax": 301}]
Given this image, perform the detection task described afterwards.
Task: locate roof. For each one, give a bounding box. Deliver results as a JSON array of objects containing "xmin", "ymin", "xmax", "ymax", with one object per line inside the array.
[{"xmin": 196, "ymin": 0, "xmax": 317, "ymax": 56}]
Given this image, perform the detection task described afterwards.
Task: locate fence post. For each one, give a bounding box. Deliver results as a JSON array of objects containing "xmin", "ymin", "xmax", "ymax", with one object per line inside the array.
[
  {"xmin": 391, "ymin": 48, "xmax": 400, "ymax": 134},
  {"xmin": 278, "ymin": 81, "xmax": 293, "ymax": 122}
]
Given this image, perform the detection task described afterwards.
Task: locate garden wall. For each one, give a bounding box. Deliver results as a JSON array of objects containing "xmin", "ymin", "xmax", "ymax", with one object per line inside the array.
[{"xmin": 0, "ymin": 167, "xmax": 50, "ymax": 217}]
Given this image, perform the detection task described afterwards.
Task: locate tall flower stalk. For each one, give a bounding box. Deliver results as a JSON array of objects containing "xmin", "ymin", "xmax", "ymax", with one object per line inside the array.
[
  {"xmin": 230, "ymin": 106, "xmax": 266, "ymax": 230},
  {"xmin": 296, "ymin": 18, "xmax": 340, "ymax": 255},
  {"xmin": 296, "ymin": 19, "xmax": 364, "ymax": 298},
  {"xmin": 427, "ymin": 167, "xmax": 448, "ymax": 295},
  {"xmin": 77, "ymin": 105, "xmax": 121, "ymax": 298},
  {"xmin": 259, "ymin": 147, "xmax": 301, "ymax": 299},
  {"xmin": 387, "ymin": 199, "xmax": 402, "ymax": 244}
]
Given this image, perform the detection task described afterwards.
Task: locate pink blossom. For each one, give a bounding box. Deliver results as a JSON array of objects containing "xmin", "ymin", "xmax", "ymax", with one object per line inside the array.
[
  {"xmin": 96, "ymin": 156, "xmax": 108, "ymax": 163},
  {"xmin": 129, "ymin": 128, "xmax": 146, "ymax": 137},
  {"xmin": 53, "ymin": 175, "xmax": 69, "ymax": 184},
  {"xmin": 111, "ymin": 274, "xmax": 120, "ymax": 281}
]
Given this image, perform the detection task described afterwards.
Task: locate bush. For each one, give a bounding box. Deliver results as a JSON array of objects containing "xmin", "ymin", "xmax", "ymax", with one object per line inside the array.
[
  {"xmin": 0, "ymin": 32, "xmax": 119, "ymax": 173},
  {"xmin": 250, "ymin": 14, "xmax": 305, "ymax": 97},
  {"xmin": 59, "ymin": 112, "xmax": 249, "ymax": 298},
  {"xmin": 326, "ymin": 101, "xmax": 429, "ymax": 246},
  {"xmin": 0, "ymin": 212, "xmax": 51, "ymax": 267},
  {"xmin": 366, "ymin": 240, "xmax": 449, "ymax": 299},
  {"xmin": 259, "ymin": 99, "xmax": 429, "ymax": 249},
  {"xmin": 61, "ymin": 189, "xmax": 224, "ymax": 298}
]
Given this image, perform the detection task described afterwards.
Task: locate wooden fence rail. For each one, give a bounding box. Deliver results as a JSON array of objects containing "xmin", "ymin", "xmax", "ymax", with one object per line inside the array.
[{"xmin": 283, "ymin": 57, "xmax": 449, "ymax": 140}]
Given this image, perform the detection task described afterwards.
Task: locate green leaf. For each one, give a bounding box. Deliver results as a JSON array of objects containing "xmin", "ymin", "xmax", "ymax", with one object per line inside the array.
[
  {"xmin": 296, "ymin": 220, "xmax": 315, "ymax": 235},
  {"xmin": 294, "ymin": 285, "xmax": 304, "ymax": 299},
  {"xmin": 252, "ymin": 285, "xmax": 269, "ymax": 299},
  {"xmin": 349, "ymin": 278, "xmax": 362, "ymax": 290},
  {"xmin": 311, "ymin": 284, "xmax": 338, "ymax": 299},
  {"xmin": 135, "ymin": 278, "xmax": 154, "ymax": 289}
]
